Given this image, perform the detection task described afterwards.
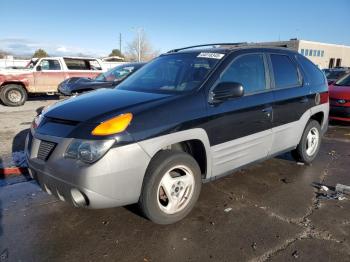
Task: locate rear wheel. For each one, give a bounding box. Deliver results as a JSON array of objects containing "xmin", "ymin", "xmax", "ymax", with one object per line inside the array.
[
  {"xmin": 0, "ymin": 84, "xmax": 28, "ymax": 106},
  {"xmin": 139, "ymin": 150, "xmax": 202, "ymax": 224},
  {"xmin": 292, "ymin": 120, "xmax": 321, "ymax": 164}
]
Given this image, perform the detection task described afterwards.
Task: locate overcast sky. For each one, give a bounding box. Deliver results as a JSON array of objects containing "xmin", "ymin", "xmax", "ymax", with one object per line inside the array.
[{"xmin": 1, "ymin": 0, "xmax": 349, "ymax": 57}]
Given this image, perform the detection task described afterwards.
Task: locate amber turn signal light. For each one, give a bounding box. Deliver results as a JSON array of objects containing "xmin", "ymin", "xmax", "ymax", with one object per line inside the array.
[{"xmin": 92, "ymin": 113, "xmax": 133, "ymax": 136}]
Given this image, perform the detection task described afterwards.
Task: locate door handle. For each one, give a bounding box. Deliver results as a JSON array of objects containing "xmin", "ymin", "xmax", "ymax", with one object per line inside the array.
[{"xmin": 299, "ymin": 97, "xmax": 309, "ymax": 103}]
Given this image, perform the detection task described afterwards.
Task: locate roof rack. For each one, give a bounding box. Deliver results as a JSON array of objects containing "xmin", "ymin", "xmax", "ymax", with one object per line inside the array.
[
  {"xmin": 167, "ymin": 42, "xmax": 247, "ymax": 53},
  {"xmin": 248, "ymin": 43, "xmax": 289, "ymax": 48}
]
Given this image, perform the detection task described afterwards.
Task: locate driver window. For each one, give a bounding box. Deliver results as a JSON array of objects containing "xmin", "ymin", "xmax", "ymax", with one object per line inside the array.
[
  {"xmin": 220, "ymin": 54, "xmax": 267, "ymax": 94},
  {"xmin": 39, "ymin": 59, "xmax": 61, "ymax": 70}
]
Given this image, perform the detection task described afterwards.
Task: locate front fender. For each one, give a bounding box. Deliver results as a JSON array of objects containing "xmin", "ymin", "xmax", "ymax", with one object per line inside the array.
[{"xmin": 138, "ymin": 128, "xmax": 213, "ymax": 179}]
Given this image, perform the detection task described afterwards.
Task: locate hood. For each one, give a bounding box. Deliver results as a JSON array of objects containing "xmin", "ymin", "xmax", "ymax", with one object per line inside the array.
[
  {"xmin": 329, "ymin": 84, "xmax": 350, "ymax": 100},
  {"xmin": 61, "ymin": 77, "xmax": 96, "ymax": 87},
  {"xmin": 45, "ymin": 88, "xmax": 172, "ymax": 123},
  {"xmin": 0, "ymin": 68, "xmax": 32, "ymax": 75},
  {"xmin": 67, "ymin": 77, "xmax": 96, "ymax": 84},
  {"xmin": 59, "ymin": 77, "xmax": 112, "ymax": 95}
]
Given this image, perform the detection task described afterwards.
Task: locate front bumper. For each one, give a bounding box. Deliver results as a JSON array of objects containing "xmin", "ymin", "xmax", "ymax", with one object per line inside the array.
[
  {"xmin": 57, "ymin": 86, "xmax": 72, "ymax": 96},
  {"xmin": 329, "ymin": 105, "xmax": 350, "ymax": 120},
  {"xmin": 25, "ymin": 130, "xmax": 151, "ymax": 209}
]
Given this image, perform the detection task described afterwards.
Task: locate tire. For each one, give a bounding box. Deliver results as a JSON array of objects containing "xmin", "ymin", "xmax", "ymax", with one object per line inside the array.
[
  {"xmin": 0, "ymin": 84, "xmax": 28, "ymax": 106},
  {"xmin": 292, "ymin": 120, "xmax": 322, "ymax": 164},
  {"xmin": 139, "ymin": 150, "xmax": 202, "ymax": 224}
]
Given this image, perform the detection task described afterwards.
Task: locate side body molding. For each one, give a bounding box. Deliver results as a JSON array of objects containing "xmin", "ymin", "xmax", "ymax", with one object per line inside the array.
[{"xmin": 138, "ymin": 128, "xmax": 212, "ymax": 179}]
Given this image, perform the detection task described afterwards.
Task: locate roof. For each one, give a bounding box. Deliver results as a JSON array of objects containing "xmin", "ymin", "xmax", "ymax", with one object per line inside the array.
[{"xmin": 42, "ymin": 56, "xmax": 101, "ymax": 60}]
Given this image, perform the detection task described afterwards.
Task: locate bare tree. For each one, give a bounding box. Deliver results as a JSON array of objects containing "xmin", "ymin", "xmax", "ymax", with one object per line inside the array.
[{"xmin": 125, "ymin": 31, "xmax": 159, "ymax": 62}]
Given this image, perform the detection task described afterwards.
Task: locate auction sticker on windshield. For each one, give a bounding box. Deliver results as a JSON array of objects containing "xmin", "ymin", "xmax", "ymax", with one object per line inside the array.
[{"xmin": 197, "ymin": 52, "xmax": 225, "ymax": 59}]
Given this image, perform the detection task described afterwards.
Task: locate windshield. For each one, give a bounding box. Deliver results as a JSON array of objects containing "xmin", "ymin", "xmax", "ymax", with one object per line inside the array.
[
  {"xmin": 26, "ymin": 59, "xmax": 39, "ymax": 69},
  {"xmin": 326, "ymin": 70, "xmax": 347, "ymax": 80},
  {"xmin": 118, "ymin": 53, "xmax": 223, "ymax": 93},
  {"xmin": 335, "ymin": 74, "xmax": 350, "ymax": 86},
  {"xmin": 95, "ymin": 64, "xmax": 137, "ymax": 81}
]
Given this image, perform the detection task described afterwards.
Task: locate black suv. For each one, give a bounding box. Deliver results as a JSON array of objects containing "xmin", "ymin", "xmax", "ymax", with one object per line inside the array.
[{"xmin": 26, "ymin": 43, "xmax": 329, "ymax": 224}]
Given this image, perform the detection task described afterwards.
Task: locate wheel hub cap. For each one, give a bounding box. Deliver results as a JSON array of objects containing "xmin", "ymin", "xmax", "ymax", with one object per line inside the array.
[
  {"xmin": 8, "ymin": 90, "xmax": 22, "ymax": 103},
  {"xmin": 306, "ymin": 127, "xmax": 319, "ymax": 156},
  {"xmin": 157, "ymin": 165, "xmax": 195, "ymax": 215}
]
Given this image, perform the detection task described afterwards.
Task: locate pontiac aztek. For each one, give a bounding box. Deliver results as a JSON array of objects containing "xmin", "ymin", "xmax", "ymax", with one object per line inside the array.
[{"xmin": 26, "ymin": 43, "xmax": 329, "ymax": 224}]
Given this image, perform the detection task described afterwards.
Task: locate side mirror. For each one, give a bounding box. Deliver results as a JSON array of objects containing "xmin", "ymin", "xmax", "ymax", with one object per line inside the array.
[
  {"xmin": 36, "ymin": 65, "xmax": 42, "ymax": 71},
  {"xmin": 210, "ymin": 82, "xmax": 244, "ymax": 103}
]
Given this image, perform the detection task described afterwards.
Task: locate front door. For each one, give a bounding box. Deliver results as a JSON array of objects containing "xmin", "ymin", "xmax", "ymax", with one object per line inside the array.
[
  {"xmin": 34, "ymin": 59, "xmax": 66, "ymax": 92},
  {"xmin": 204, "ymin": 52, "xmax": 274, "ymax": 177}
]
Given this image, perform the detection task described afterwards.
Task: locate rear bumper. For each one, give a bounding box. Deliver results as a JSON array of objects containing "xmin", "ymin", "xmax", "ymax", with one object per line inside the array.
[{"xmin": 25, "ymin": 130, "xmax": 151, "ymax": 209}]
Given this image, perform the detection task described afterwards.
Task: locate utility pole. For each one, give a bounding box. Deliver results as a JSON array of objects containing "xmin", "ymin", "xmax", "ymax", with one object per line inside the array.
[
  {"xmin": 119, "ymin": 33, "xmax": 122, "ymax": 53},
  {"xmin": 138, "ymin": 29, "xmax": 141, "ymax": 62}
]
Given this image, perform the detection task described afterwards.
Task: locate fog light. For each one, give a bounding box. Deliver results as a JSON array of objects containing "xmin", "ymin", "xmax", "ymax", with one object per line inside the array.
[{"xmin": 71, "ymin": 188, "xmax": 88, "ymax": 207}]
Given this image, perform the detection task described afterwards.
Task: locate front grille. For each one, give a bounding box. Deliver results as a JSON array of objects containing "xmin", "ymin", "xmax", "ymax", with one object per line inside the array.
[
  {"xmin": 37, "ymin": 140, "xmax": 57, "ymax": 161},
  {"xmin": 44, "ymin": 116, "xmax": 79, "ymax": 126}
]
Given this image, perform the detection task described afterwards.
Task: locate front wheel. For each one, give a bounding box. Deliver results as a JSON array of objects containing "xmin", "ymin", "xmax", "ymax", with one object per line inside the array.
[
  {"xmin": 292, "ymin": 120, "xmax": 322, "ymax": 164},
  {"xmin": 139, "ymin": 150, "xmax": 202, "ymax": 224},
  {"xmin": 0, "ymin": 84, "xmax": 28, "ymax": 106}
]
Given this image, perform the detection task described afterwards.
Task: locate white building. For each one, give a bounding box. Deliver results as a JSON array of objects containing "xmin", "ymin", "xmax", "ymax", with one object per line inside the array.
[{"xmin": 259, "ymin": 39, "xmax": 350, "ymax": 69}]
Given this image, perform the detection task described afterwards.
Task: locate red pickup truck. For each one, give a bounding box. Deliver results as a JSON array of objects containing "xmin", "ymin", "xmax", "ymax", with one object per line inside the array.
[{"xmin": 0, "ymin": 57, "xmax": 105, "ymax": 106}]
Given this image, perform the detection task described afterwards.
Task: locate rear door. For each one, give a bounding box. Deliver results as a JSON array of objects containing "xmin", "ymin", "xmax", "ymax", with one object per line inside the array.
[
  {"xmin": 204, "ymin": 51, "xmax": 274, "ymax": 177},
  {"xmin": 268, "ymin": 52, "xmax": 311, "ymax": 154}
]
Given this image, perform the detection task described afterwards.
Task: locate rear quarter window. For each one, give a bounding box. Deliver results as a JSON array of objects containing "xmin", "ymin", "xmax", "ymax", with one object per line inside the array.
[
  {"xmin": 89, "ymin": 60, "xmax": 102, "ymax": 70},
  {"xmin": 64, "ymin": 58, "xmax": 89, "ymax": 70},
  {"xmin": 296, "ymin": 55, "xmax": 325, "ymax": 85},
  {"xmin": 64, "ymin": 58, "xmax": 102, "ymax": 70},
  {"xmin": 270, "ymin": 54, "xmax": 300, "ymax": 89}
]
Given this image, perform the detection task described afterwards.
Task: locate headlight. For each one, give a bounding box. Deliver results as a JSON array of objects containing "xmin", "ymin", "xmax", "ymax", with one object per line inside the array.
[
  {"xmin": 32, "ymin": 113, "xmax": 44, "ymax": 129},
  {"xmin": 32, "ymin": 105, "xmax": 51, "ymax": 129},
  {"xmin": 65, "ymin": 139, "xmax": 115, "ymax": 163},
  {"xmin": 59, "ymin": 79, "xmax": 69, "ymax": 91},
  {"xmin": 92, "ymin": 113, "xmax": 133, "ymax": 136}
]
